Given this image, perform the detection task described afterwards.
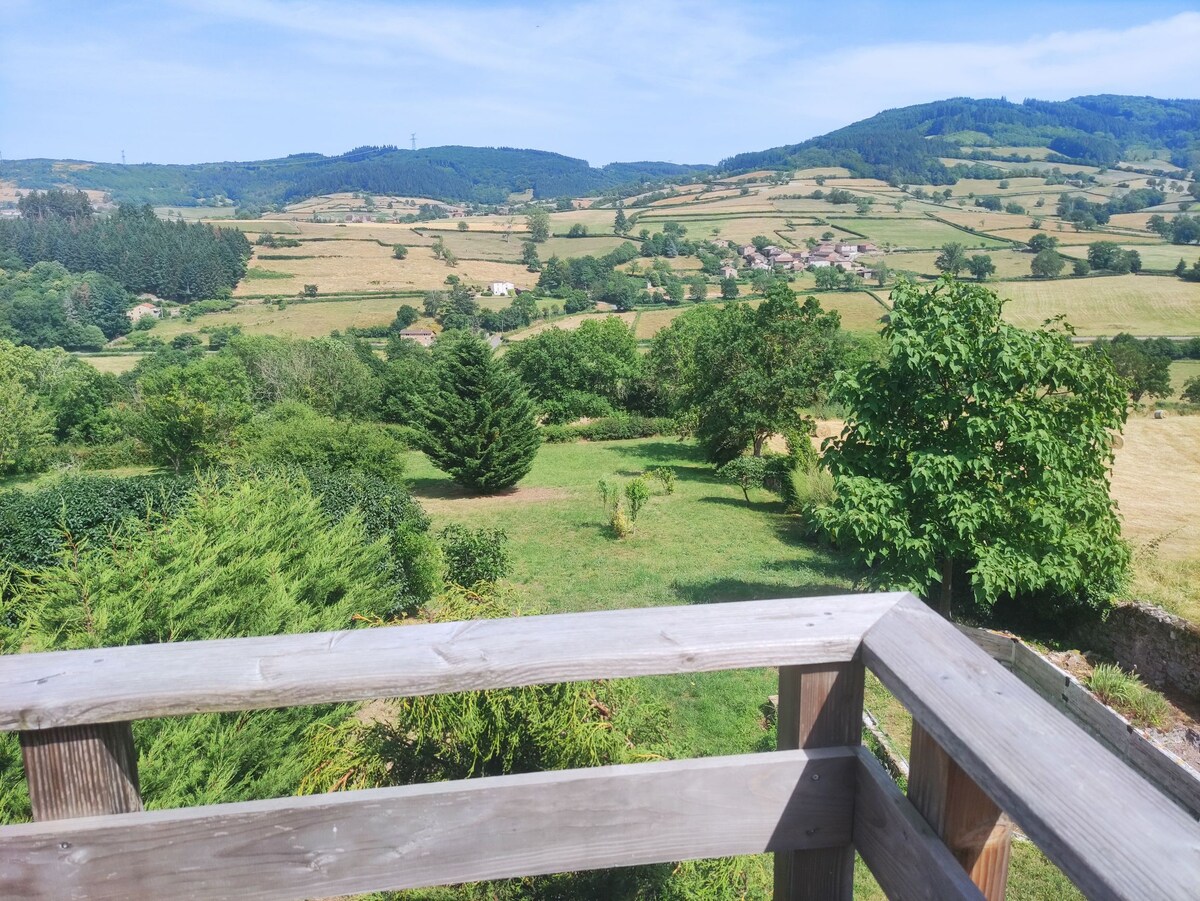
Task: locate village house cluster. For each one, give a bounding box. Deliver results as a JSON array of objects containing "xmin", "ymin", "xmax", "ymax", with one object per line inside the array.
[{"xmin": 721, "ymin": 241, "xmax": 880, "ymax": 280}]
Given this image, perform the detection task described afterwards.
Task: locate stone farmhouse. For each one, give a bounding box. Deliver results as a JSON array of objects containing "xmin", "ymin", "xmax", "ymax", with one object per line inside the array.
[{"xmin": 738, "ymin": 241, "xmax": 880, "ymax": 276}]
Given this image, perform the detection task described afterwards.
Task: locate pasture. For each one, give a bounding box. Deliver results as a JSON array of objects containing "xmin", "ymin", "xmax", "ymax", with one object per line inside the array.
[
  {"xmin": 146, "ymin": 296, "xmax": 421, "ymax": 340},
  {"xmin": 825, "ymin": 216, "xmax": 1011, "ymax": 249},
  {"xmin": 886, "ymin": 248, "xmax": 1036, "ymax": 279},
  {"xmin": 995, "ymin": 275, "xmax": 1200, "ymax": 335},
  {"xmin": 73, "ymin": 353, "xmax": 146, "ymax": 374}
]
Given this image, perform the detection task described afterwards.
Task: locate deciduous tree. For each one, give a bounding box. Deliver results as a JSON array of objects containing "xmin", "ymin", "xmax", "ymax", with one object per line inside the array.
[{"xmin": 818, "ymin": 278, "xmax": 1130, "ymax": 620}]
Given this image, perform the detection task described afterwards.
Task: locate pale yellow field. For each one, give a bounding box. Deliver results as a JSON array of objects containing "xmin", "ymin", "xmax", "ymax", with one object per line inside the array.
[
  {"xmin": 1171, "ymin": 360, "xmax": 1200, "ymax": 394},
  {"xmin": 1120, "ymin": 245, "xmax": 1200, "ymax": 269},
  {"xmin": 147, "ymin": 297, "xmax": 418, "ymax": 341},
  {"xmin": 1111, "ymin": 416, "xmax": 1200, "ymax": 560},
  {"xmin": 933, "ymin": 207, "xmax": 1045, "ymax": 232},
  {"xmin": 235, "ymin": 240, "xmax": 531, "ymax": 296},
  {"xmin": 885, "ymin": 249, "xmax": 1036, "ymax": 279},
  {"xmin": 74, "ymin": 353, "xmax": 146, "ymax": 374},
  {"xmin": 995, "ymin": 275, "xmax": 1200, "ymax": 335},
  {"xmin": 506, "ymin": 311, "xmax": 637, "ymax": 341}
]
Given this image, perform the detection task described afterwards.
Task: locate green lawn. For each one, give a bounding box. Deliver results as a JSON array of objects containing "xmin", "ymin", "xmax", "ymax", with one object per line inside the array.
[{"xmin": 405, "ymin": 438, "xmax": 1080, "ymax": 899}]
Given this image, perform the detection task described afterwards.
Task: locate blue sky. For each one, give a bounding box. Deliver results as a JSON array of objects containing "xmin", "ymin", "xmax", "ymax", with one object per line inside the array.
[{"xmin": 2, "ymin": 0, "xmax": 1199, "ymax": 166}]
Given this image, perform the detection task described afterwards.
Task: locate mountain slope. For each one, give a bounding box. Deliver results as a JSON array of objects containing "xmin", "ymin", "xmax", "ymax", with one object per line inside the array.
[
  {"xmin": 0, "ymin": 146, "xmax": 711, "ymax": 208},
  {"xmin": 720, "ymin": 95, "xmax": 1200, "ymax": 184}
]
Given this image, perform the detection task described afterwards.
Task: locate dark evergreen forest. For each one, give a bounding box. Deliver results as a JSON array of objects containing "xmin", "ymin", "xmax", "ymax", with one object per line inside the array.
[{"xmin": 0, "ymin": 190, "xmax": 251, "ymax": 302}]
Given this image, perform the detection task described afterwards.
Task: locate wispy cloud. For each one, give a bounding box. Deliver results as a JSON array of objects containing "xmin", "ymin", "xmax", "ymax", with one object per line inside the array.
[{"xmin": 1, "ymin": 1, "xmax": 1197, "ymax": 164}]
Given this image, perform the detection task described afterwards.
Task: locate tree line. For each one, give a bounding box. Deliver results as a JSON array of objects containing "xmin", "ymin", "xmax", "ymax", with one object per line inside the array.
[{"xmin": 0, "ymin": 191, "xmax": 251, "ymax": 301}]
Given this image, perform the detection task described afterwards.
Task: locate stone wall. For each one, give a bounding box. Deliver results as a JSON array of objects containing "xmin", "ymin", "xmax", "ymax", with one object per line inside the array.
[{"xmin": 1073, "ymin": 602, "xmax": 1200, "ymax": 700}]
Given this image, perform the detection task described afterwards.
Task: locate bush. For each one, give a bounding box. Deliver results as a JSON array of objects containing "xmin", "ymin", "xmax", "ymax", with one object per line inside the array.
[
  {"xmin": 0, "ymin": 473, "xmax": 196, "ymax": 571},
  {"xmin": 718, "ymin": 456, "xmax": 767, "ymax": 502},
  {"xmin": 574, "ymin": 415, "xmax": 673, "ymax": 441},
  {"xmin": 539, "ymin": 424, "xmax": 575, "ymax": 443},
  {"xmin": 0, "ymin": 470, "xmax": 404, "ymax": 823},
  {"xmin": 649, "ymin": 466, "xmax": 675, "ymax": 494},
  {"xmin": 233, "ymin": 401, "xmax": 407, "ymax": 483},
  {"xmin": 624, "ymin": 478, "xmax": 650, "ymax": 521},
  {"xmin": 439, "ymin": 524, "xmax": 511, "ymax": 587}
]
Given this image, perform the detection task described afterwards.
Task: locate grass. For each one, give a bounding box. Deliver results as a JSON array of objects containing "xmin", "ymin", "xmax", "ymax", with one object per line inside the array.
[
  {"xmin": 402, "ymin": 437, "xmax": 1087, "ymax": 898},
  {"xmin": 995, "ymin": 275, "xmax": 1200, "ymax": 335},
  {"xmin": 1130, "ymin": 554, "xmax": 1200, "ymax": 624},
  {"xmin": 73, "ymin": 353, "xmax": 146, "ymax": 374},
  {"xmin": 1111, "ymin": 417, "xmax": 1200, "ymax": 562},
  {"xmin": 1086, "ymin": 664, "xmax": 1171, "ymax": 728},
  {"xmin": 147, "ymin": 297, "xmax": 418, "ymax": 340},
  {"xmin": 825, "ymin": 216, "xmax": 1011, "ymax": 249},
  {"xmin": 1171, "ymin": 360, "xmax": 1200, "ymax": 395},
  {"xmin": 242, "ymin": 267, "xmax": 293, "ymax": 280}
]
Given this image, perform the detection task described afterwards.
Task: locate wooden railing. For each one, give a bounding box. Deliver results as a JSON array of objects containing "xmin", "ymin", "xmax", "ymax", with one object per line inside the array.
[{"xmin": 1, "ymin": 592, "xmax": 1198, "ymax": 900}]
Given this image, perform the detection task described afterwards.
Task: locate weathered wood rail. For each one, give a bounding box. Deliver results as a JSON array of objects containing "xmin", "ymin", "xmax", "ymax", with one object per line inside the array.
[{"xmin": 1, "ymin": 592, "xmax": 1198, "ymax": 900}]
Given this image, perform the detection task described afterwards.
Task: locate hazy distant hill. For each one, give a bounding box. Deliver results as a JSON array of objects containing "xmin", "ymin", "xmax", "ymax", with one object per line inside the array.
[
  {"xmin": 4, "ymin": 95, "xmax": 1197, "ymax": 208},
  {"xmin": 0, "ymin": 146, "xmax": 711, "ymax": 208},
  {"xmin": 720, "ymin": 95, "xmax": 1200, "ymax": 184}
]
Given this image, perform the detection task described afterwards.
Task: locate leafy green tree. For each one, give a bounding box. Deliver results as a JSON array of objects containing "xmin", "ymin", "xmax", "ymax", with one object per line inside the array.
[
  {"xmin": 131, "ymin": 355, "xmax": 253, "ymax": 473},
  {"xmin": 567, "ymin": 223, "xmax": 588, "ymax": 238},
  {"xmin": 673, "ymin": 282, "xmax": 845, "ymax": 462},
  {"xmin": 526, "ymin": 208, "xmax": 551, "ymax": 243},
  {"xmin": 719, "ymin": 276, "xmax": 739, "ymax": 299},
  {"xmin": 719, "ymin": 456, "xmax": 766, "ymax": 503},
  {"xmin": 1031, "ymin": 249, "xmax": 1065, "ymax": 278},
  {"xmin": 614, "ymin": 205, "xmax": 630, "ymax": 236},
  {"xmin": 420, "ymin": 332, "xmax": 540, "ymax": 493},
  {"xmin": 966, "ymin": 254, "xmax": 995, "ymax": 281},
  {"xmin": 1092, "ymin": 334, "xmax": 1173, "ymax": 402},
  {"xmin": 392, "ymin": 244, "xmax": 408, "ymax": 260},
  {"xmin": 1073, "ymin": 259, "xmax": 1090, "ymax": 276},
  {"xmin": 934, "ymin": 242, "xmax": 968, "ymax": 276},
  {"xmin": 392, "ymin": 305, "xmax": 420, "ymax": 330},
  {"xmin": 1027, "ymin": 233, "xmax": 1059, "ymax": 254},
  {"xmin": 0, "ymin": 343, "xmax": 53, "ymax": 474},
  {"xmin": 814, "ymin": 267, "xmax": 841, "ymax": 290},
  {"xmin": 688, "ymin": 275, "xmax": 707, "ymax": 303},
  {"xmin": 503, "ymin": 318, "xmax": 643, "ymax": 423},
  {"xmin": 1182, "ymin": 375, "xmax": 1200, "ymax": 405},
  {"xmin": 520, "ymin": 241, "xmax": 540, "ymax": 271},
  {"xmin": 818, "ymin": 278, "xmax": 1130, "ymax": 620}
]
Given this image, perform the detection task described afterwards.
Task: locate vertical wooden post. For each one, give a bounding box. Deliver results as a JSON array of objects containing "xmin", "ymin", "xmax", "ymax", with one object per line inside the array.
[
  {"xmin": 20, "ymin": 723, "xmax": 142, "ymax": 821},
  {"xmin": 908, "ymin": 722, "xmax": 1012, "ymax": 900},
  {"xmin": 774, "ymin": 661, "xmax": 864, "ymax": 900}
]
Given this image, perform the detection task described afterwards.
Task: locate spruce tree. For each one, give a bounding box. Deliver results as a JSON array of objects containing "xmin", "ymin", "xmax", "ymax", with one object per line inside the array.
[{"xmin": 420, "ymin": 332, "xmax": 540, "ymax": 494}]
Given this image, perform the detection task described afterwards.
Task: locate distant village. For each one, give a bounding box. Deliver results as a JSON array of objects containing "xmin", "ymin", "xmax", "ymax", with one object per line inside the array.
[{"xmin": 720, "ymin": 240, "xmax": 880, "ymax": 280}]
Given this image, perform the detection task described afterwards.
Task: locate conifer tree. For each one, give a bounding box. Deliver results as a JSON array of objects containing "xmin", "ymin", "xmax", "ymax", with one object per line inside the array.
[{"xmin": 420, "ymin": 332, "xmax": 540, "ymax": 493}]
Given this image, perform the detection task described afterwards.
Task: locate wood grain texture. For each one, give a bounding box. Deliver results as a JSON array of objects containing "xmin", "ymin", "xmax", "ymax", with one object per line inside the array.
[
  {"xmin": 908, "ymin": 722, "xmax": 1012, "ymax": 899},
  {"xmin": 20, "ymin": 723, "xmax": 142, "ymax": 821},
  {"xmin": 852, "ymin": 748, "xmax": 985, "ymax": 901},
  {"xmin": 774, "ymin": 663, "xmax": 863, "ymax": 900},
  {"xmin": 974, "ymin": 628, "xmax": 1200, "ymax": 821},
  {"xmin": 0, "ymin": 748, "xmax": 855, "ymax": 901},
  {"xmin": 864, "ymin": 595, "xmax": 1200, "ymax": 900},
  {"xmin": 0, "ymin": 593, "xmax": 904, "ymax": 732}
]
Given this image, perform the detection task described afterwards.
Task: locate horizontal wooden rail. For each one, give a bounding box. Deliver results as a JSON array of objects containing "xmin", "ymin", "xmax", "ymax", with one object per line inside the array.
[
  {"xmin": 864, "ymin": 596, "xmax": 1200, "ymax": 900},
  {"xmin": 0, "ymin": 748, "xmax": 855, "ymax": 901},
  {"xmin": 0, "ymin": 593, "xmax": 902, "ymax": 732}
]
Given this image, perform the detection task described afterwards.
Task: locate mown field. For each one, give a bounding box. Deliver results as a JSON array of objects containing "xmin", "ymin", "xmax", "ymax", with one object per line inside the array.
[{"xmin": 994, "ymin": 276, "xmax": 1200, "ymax": 335}]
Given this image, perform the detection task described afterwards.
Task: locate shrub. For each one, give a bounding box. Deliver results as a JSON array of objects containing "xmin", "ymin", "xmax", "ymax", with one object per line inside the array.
[
  {"xmin": 718, "ymin": 456, "xmax": 767, "ymax": 503},
  {"xmin": 539, "ymin": 424, "xmax": 575, "ymax": 443},
  {"xmin": 610, "ymin": 503, "xmax": 632, "ymax": 539},
  {"xmin": 233, "ymin": 401, "xmax": 407, "ymax": 483},
  {"xmin": 597, "ymin": 478, "xmax": 620, "ymax": 515},
  {"xmin": 575, "ymin": 415, "xmax": 673, "ymax": 441},
  {"xmin": 649, "ymin": 466, "xmax": 675, "ymax": 494},
  {"xmin": 439, "ymin": 524, "xmax": 511, "ymax": 587},
  {"xmin": 0, "ymin": 470, "xmax": 407, "ymax": 823},
  {"xmin": 624, "ymin": 478, "xmax": 650, "ymax": 521}
]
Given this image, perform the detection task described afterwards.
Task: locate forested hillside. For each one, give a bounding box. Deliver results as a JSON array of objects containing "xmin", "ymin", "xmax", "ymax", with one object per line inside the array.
[
  {"xmin": 0, "ymin": 146, "xmax": 711, "ymax": 208},
  {"xmin": 721, "ymin": 95, "xmax": 1200, "ymax": 184},
  {"xmin": 0, "ymin": 190, "xmax": 251, "ymax": 302}
]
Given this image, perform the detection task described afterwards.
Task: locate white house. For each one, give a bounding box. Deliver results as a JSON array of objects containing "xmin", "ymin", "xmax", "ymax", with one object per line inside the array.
[
  {"xmin": 127, "ymin": 302, "xmax": 161, "ymax": 322},
  {"xmin": 491, "ymin": 281, "xmax": 516, "ymax": 297}
]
